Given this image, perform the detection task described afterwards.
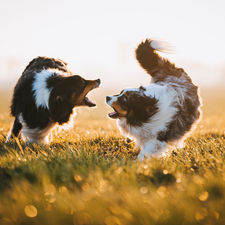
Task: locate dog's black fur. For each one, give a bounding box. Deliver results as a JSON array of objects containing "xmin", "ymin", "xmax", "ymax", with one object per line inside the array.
[
  {"xmin": 136, "ymin": 39, "xmax": 201, "ymax": 143},
  {"xmin": 8, "ymin": 56, "xmax": 100, "ymax": 143},
  {"xmin": 106, "ymin": 38, "xmax": 202, "ymax": 159}
]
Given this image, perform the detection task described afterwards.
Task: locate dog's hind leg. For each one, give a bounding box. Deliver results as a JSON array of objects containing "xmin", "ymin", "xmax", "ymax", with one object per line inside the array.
[{"xmin": 6, "ymin": 117, "xmax": 22, "ymax": 142}]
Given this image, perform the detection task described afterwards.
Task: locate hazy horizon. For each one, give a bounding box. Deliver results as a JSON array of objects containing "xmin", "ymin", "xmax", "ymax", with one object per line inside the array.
[{"xmin": 0, "ymin": 0, "xmax": 225, "ymax": 90}]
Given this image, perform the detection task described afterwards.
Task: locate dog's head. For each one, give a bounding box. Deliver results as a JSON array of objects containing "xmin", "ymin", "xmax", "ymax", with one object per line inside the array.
[
  {"xmin": 49, "ymin": 75, "xmax": 100, "ymax": 124},
  {"xmin": 106, "ymin": 86, "xmax": 158, "ymax": 126}
]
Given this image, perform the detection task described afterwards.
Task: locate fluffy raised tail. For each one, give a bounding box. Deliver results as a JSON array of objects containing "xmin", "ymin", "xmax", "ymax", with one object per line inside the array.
[{"xmin": 135, "ymin": 38, "xmax": 175, "ymax": 77}]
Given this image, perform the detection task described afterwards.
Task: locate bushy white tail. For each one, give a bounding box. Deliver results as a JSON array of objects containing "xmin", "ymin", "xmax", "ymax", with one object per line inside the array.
[
  {"xmin": 135, "ymin": 38, "xmax": 175, "ymax": 76},
  {"xmin": 150, "ymin": 38, "xmax": 175, "ymax": 53}
]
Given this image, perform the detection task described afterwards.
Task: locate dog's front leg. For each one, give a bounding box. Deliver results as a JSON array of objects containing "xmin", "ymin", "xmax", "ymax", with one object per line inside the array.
[{"xmin": 138, "ymin": 139, "xmax": 168, "ymax": 160}]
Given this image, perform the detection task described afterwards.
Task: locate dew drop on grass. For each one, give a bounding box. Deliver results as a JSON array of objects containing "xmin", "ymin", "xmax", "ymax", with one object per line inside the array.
[
  {"xmin": 44, "ymin": 184, "xmax": 56, "ymax": 193},
  {"xmin": 140, "ymin": 186, "xmax": 148, "ymax": 194},
  {"xmin": 59, "ymin": 186, "xmax": 68, "ymax": 194},
  {"xmin": 213, "ymin": 211, "xmax": 219, "ymax": 220},
  {"xmin": 74, "ymin": 175, "xmax": 82, "ymax": 182},
  {"xmin": 82, "ymin": 183, "xmax": 91, "ymax": 192},
  {"xmin": 195, "ymin": 207, "xmax": 208, "ymax": 221},
  {"xmin": 143, "ymin": 165, "xmax": 148, "ymax": 169},
  {"xmin": 176, "ymin": 178, "xmax": 181, "ymax": 183},
  {"xmin": 198, "ymin": 191, "xmax": 209, "ymax": 201},
  {"xmin": 44, "ymin": 192, "xmax": 56, "ymax": 203},
  {"xmin": 24, "ymin": 205, "xmax": 38, "ymax": 218},
  {"xmin": 157, "ymin": 186, "xmax": 169, "ymax": 198}
]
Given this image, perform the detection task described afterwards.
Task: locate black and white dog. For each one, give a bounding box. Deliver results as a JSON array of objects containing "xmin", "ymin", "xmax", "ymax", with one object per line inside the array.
[
  {"xmin": 7, "ymin": 56, "xmax": 100, "ymax": 143},
  {"xmin": 106, "ymin": 38, "xmax": 201, "ymax": 159}
]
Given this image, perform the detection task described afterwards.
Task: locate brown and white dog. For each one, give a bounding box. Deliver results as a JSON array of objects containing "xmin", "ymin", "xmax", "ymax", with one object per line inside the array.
[
  {"xmin": 7, "ymin": 56, "xmax": 100, "ymax": 143},
  {"xmin": 106, "ymin": 38, "xmax": 201, "ymax": 160}
]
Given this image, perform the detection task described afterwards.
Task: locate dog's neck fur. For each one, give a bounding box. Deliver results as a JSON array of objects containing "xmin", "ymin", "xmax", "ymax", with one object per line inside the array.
[{"xmin": 32, "ymin": 69, "xmax": 63, "ymax": 109}]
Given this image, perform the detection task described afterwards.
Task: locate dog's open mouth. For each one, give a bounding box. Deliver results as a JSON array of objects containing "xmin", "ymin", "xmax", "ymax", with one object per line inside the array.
[
  {"xmin": 108, "ymin": 108, "xmax": 119, "ymax": 119},
  {"xmin": 81, "ymin": 78, "xmax": 101, "ymax": 107},
  {"xmin": 84, "ymin": 96, "xmax": 96, "ymax": 107}
]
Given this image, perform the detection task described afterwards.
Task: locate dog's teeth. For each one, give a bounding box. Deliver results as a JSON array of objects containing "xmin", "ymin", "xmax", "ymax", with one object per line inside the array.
[
  {"xmin": 86, "ymin": 98, "xmax": 94, "ymax": 104},
  {"xmin": 84, "ymin": 97, "xmax": 96, "ymax": 107}
]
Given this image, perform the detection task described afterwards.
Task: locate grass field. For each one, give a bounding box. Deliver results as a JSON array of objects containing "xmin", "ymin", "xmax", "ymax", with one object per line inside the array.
[{"xmin": 0, "ymin": 88, "xmax": 225, "ymax": 225}]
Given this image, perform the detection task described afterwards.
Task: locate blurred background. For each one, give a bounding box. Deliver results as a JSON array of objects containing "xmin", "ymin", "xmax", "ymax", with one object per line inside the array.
[{"xmin": 0, "ymin": 0, "xmax": 225, "ymax": 123}]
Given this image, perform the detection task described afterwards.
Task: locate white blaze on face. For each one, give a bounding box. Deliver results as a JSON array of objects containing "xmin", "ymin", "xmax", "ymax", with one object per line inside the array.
[
  {"xmin": 107, "ymin": 87, "xmax": 139, "ymax": 106},
  {"xmin": 107, "ymin": 95, "xmax": 118, "ymax": 107},
  {"xmin": 107, "ymin": 87, "xmax": 143, "ymax": 119}
]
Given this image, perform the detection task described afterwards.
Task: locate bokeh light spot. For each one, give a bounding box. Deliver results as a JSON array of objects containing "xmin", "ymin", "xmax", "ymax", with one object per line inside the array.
[
  {"xmin": 195, "ymin": 207, "xmax": 208, "ymax": 221},
  {"xmin": 176, "ymin": 178, "xmax": 181, "ymax": 183},
  {"xmin": 44, "ymin": 184, "xmax": 56, "ymax": 193},
  {"xmin": 24, "ymin": 205, "xmax": 38, "ymax": 218},
  {"xmin": 143, "ymin": 165, "xmax": 148, "ymax": 169},
  {"xmin": 82, "ymin": 183, "xmax": 91, "ymax": 192},
  {"xmin": 157, "ymin": 186, "xmax": 169, "ymax": 198},
  {"xmin": 44, "ymin": 192, "xmax": 56, "ymax": 203},
  {"xmin": 198, "ymin": 191, "xmax": 209, "ymax": 201},
  {"xmin": 74, "ymin": 175, "xmax": 83, "ymax": 182},
  {"xmin": 59, "ymin": 186, "xmax": 68, "ymax": 194},
  {"xmin": 213, "ymin": 211, "xmax": 219, "ymax": 220},
  {"xmin": 140, "ymin": 186, "xmax": 148, "ymax": 194}
]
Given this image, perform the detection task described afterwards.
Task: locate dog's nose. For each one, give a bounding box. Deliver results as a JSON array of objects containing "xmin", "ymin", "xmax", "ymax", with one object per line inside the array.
[
  {"xmin": 93, "ymin": 78, "xmax": 101, "ymax": 88},
  {"xmin": 106, "ymin": 96, "xmax": 111, "ymax": 102}
]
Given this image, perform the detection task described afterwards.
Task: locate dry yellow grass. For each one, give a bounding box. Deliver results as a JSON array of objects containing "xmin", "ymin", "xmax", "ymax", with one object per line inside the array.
[{"xmin": 0, "ymin": 87, "xmax": 224, "ymax": 225}]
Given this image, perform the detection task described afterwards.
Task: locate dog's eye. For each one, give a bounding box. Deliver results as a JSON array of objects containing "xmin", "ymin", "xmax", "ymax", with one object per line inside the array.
[
  {"xmin": 122, "ymin": 96, "xmax": 127, "ymax": 102},
  {"xmin": 139, "ymin": 86, "xmax": 146, "ymax": 91}
]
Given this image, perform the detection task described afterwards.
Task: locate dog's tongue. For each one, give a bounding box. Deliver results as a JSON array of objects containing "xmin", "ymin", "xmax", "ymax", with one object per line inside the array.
[
  {"xmin": 109, "ymin": 111, "xmax": 117, "ymax": 117},
  {"xmin": 108, "ymin": 111, "xmax": 119, "ymax": 119},
  {"xmin": 85, "ymin": 97, "xmax": 96, "ymax": 107}
]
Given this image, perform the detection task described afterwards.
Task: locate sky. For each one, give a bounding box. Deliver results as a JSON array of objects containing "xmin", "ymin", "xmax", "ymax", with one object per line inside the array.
[{"xmin": 0, "ymin": 0, "xmax": 225, "ymax": 90}]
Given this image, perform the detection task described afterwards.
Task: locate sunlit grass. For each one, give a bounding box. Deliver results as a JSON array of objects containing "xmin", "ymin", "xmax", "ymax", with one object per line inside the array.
[{"xmin": 0, "ymin": 88, "xmax": 225, "ymax": 225}]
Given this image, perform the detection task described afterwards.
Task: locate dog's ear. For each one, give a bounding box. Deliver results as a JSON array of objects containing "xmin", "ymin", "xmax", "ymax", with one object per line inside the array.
[
  {"xmin": 49, "ymin": 93, "xmax": 72, "ymax": 125},
  {"xmin": 127, "ymin": 96, "xmax": 158, "ymax": 126}
]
